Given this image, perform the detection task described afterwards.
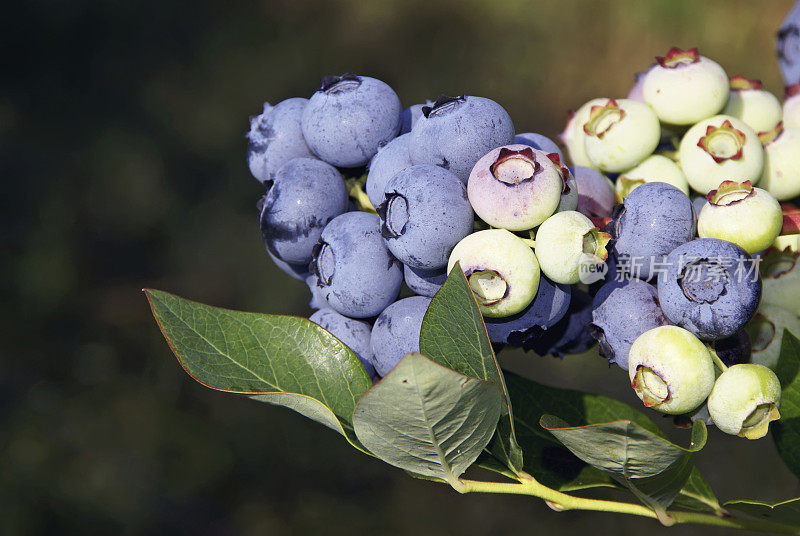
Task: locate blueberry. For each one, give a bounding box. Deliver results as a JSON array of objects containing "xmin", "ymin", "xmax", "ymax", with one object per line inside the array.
[
  {"xmin": 713, "ymin": 328, "xmax": 752, "ymax": 367},
  {"xmin": 610, "ymin": 182, "xmax": 695, "ymax": 280},
  {"xmin": 268, "ymin": 250, "xmax": 309, "ymax": 281},
  {"xmin": 310, "ymin": 212, "xmax": 403, "ymax": 318},
  {"xmin": 409, "ymin": 95, "xmax": 514, "ymax": 182},
  {"xmin": 484, "ymin": 276, "xmax": 571, "ymax": 345},
  {"xmin": 778, "ymin": 1, "xmax": 800, "ymax": 86},
  {"xmin": 400, "ymin": 101, "xmax": 432, "ymax": 135},
  {"xmin": 310, "ymin": 308, "xmax": 377, "ymax": 378},
  {"xmin": 514, "ymin": 132, "xmax": 564, "ymax": 161},
  {"xmin": 708, "ymin": 364, "xmax": 781, "ymax": 439},
  {"xmin": 378, "ymin": 165, "xmax": 474, "ymax": 270},
  {"xmin": 370, "ymin": 296, "xmax": 432, "ymax": 376},
  {"xmin": 305, "ymin": 274, "xmax": 326, "ymax": 310},
  {"xmin": 523, "ymin": 290, "xmax": 595, "ymax": 357},
  {"xmin": 535, "ymin": 211, "xmax": 610, "ymax": 285},
  {"xmin": 365, "ymin": 133, "xmax": 413, "ymax": 207},
  {"xmin": 404, "ymin": 265, "xmax": 447, "ymax": 298},
  {"xmin": 302, "ymin": 73, "xmax": 402, "ymax": 167},
  {"xmin": 247, "ymin": 98, "xmax": 316, "ymax": 184},
  {"xmin": 468, "ymin": 146, "xmax": 564, "ymax": 231},
  {"xmin": 657, "ymin": 238, "xmax": 761, "ymax": 341},
  {"xmin": 259, "ymin": 158, "xmax": 348, "ymax": 264},
  {"xmin": 590, "ymin": 279, "xmax": 670, "ymax": 369},
  {"xmin": 571, "ymin": 166, "xmax": 615, "ymax": 219}
]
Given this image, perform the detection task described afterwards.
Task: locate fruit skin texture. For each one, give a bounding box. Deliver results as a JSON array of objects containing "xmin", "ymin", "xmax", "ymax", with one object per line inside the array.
[
  {"xmin": 259, "ymin": 157, "xmax": 348, "ymax": 265},
  {"xmin": 268, "ymin": 250, "xmax": 309, "ymax": 282},
  {"xmin": 247, "ymin": 98, "xmax": 316, "ymax": 184},
  {"xmin": 590, "ymin": 279, "xmax": 670, "ymax": 370},
  {"xmin": 714, "ymin": 329, "xmax": 752, "ymax": 367},
  {"xmin": 707, "ymin": 364, "xmax": 781, "ymax": 439},
  {"xmin": 610, "ymin": 182, "xmax": 696, "ymax": 281},
  {"xmin": 784, "ymin": 92, "xmax": 800, "ymax": 130},
  {"xmin": 628, "ymin": 325, "xmax": 716, "ymax": 415},
  {"xmin": 379, "ymin": 164, "xmax": 473, "ymax": 270},
  {"xmin": 643, "ymin": 48, "xmax": 729, "ymax": 125},
  {"xmin": 404, "ymin": 265, "xmax": 447, "ymax": 298},
  {"xmin": 615, "ymin": 154, "xmax": 689, "ymax": 200},
  {"xmin": 527, "ymin": 290, "xmax": 596, "ymax": 357},
  {"xmin": 310, "ymin": 212, "xmax": 403, "ymax": 318},
  {"xmin": 678, "ymin": 115, "xmax": 764, "ymax": 195},
  {"xmin": 697, "ymin": 181, "xmax": 782, "ymax": 254},
  {"xmin": 657, "ymin": 238, "xmax": 761, "ymax": 341},
  {"xmin": 760, "ymin": 127, "xmax": 800, "ymax": 201},
  {"xmin": 582, "ymin": 98, "xmax": 661, "ymax": 173},
  {"xmin": 468, "ymin": 145, "xmax": 564, "ymax": 231},
  {"xmin": 448, "ymin": 229, "xmax": 540, "ymax": 318},
  {"xmin": 572, "ymin": 166, "xmax": 616, "ymax": 218},
  {"xmin": 366, "ymin": 133, "xmax": 413, "ymax": 207},
  {"xmin": 747, "ymin": 303, "xmax": 800, "ymax": 369},
  {"xmin": 556, "ymin": 165, "xmax": 579, "ymax": 213},
  {"xmin": 399, "ymin": 101, "xmax": 432, "ymax": 135},
  {"xmin": 302, "ymin": 74, "xmax": 402, "ymax": 167},
  {"xmin": 484, "ymin": 276, "xmax": 571, "ymax": 345},
  {"xmin": 514, "ymin": 132, "xmax": 563, "ymax": 162},
  {"xmin": 559, "ymin": 98, "xmax": 609, "ymax": 168},
  {"xmin": 761, "ymin": 249, "xmax": 800, "ymax": 315},
  {"xmin": 370, "ymin": 296, "xmax": 431, "ymax": 377},
  {"xmin": 535, "ymin": 211, "xmax": 610, "ymax": 285},
  {"xmin": 310, "ymin": 308, "xmax": 377, "ymax": 378},
  {"xmin": 409, "ymin": 95, "xmax": 514, "ymax": 182}
]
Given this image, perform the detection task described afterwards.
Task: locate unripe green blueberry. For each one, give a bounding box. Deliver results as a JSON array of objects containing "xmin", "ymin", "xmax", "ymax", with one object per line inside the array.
[
  {"xmin": 582, "ymin": 98, "xmax": 660, "ymax": 173},
  {"xmin": 448, "ymin": 229, "xmax": 540, "ymax": 318},
  {"xmin": 534, "ymin": 211, "xmax": 610, "ymax": 285},
  {"xmin": 784, "ymin": 84, "xmax": 800, "ymax": 130},
  {"xmin": 615, "ymin": 154, "xmax": 690, "ymax": 201},
  {"xmin": 558, "ymin": 98, "xmax": 609, "ymax": 168},
  {"xmin": 759, "ymin": 124, "xmax": 800, "ymax": 201},
  {"xmin": 747, "ymin": 304, "xmax": 800, "ymax": 370},
  {"xmin": 761, "ymin": 249, "xmax": 800, "ymax": 316},
  {"xmin": 678, "ymin": 115, "xmax": 764, "ymax": 194},
  {"xmin": 697, "ymin": 180, "xmax": 782, "ymax": 254},
  {"xmin": 628, "ymin": 325, "xmax": 716, "ymax": 415},
  {"xmin": 643, "ymin": 47, "xmax": 729, "ymax": 125},
  {"xmin": 723, "ymin": 76, "xmax": 783, "ymax": 134},
  {"xmin": 707, "ymin": 364, "xmax": 781, "ymax": 439}
]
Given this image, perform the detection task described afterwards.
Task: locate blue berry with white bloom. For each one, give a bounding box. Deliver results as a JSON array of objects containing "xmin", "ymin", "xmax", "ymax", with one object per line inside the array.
[
  {"xmin": 310, "ymin": 308, "xmax": 377, "ymax": 378},
  {"xmin": 370, "ymin": 296, "xmax": 432, "ymax": 376},
  {"xmin": 366, "ymin": 133, "xmax": 413, "ymax": 207}
]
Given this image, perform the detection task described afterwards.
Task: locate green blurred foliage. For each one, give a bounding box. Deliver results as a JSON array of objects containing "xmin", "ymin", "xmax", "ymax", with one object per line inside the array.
[{"xmin": 2, "ymin": 1, "xmax": 798, "ymax": 534}]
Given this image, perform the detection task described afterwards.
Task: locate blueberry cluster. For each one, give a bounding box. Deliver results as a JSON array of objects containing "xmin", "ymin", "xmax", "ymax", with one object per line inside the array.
[{"xmin": 250, "ymin": 42, "xmax": 800, "ymax": 441}]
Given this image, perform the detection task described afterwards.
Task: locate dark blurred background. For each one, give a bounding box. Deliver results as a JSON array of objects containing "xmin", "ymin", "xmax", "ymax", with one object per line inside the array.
[{"xmin": 3, "ymin": 1, "xmax": 798, "ymax": 534}]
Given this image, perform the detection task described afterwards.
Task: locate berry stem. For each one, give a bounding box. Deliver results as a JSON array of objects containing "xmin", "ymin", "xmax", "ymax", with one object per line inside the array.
[
  {"xmin": 457, "ymin": 475, "xmax": 800, "ymax": 533},
  {"xmin": 707, "ymin": 344, "xmax": 729, "ymax": 372}
]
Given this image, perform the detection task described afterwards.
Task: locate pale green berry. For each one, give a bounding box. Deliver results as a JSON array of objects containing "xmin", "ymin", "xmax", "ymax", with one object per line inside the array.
[
  {"xmin": 761, "ymin": 249, "xmax": 800, "ymax": 316},
  {"xmin": 628, "ymin": 325, "xmax": 716, "ymax": 415},
  {"xmin": 534, "ymin": 211, "xmax": 610, "ymax": 285},
  {"xmin": 707, "ymin": 364, "xmax": 781, "ymax": 439},
  {"xmin": 558, "ymin": 98, "xmax": 608, "ymax": 168},
  {"xmin": 759, "ymin": 125, "xmax": 800, "ymax": 201},
  {"xmin": 784, "ymin": 90, "xmax": 800, "ymax": 130},
  {"xmin": 774, "ymin": 234, "xmax": 800, "ymax": 252},
  {"xmin": 722, "ymin": 76, "xmax": 782, "ymax": 134},
  {"xmin": 582, "ymin": 98, "xmax": 660, "ymax": 173},
  {"xmin": 448, "ymin": 229, "xmax": 540, "ymax": 318},
  {"xmin": 747, "ymin": 304, "xmax": 800, "ymax": 370},
  {"xmin": 697, "ymin": 180, "xmax": 782, "ymax": 254},
  {"xmin": 643, "ymin": 47, "xmax": 729, "ymax": 125},
  {"xmin": 615, "ymin": 154, "xmax": 690, "ymax": 201},
  {"xmin": 678, "ymin": 115, "xmax": 764, "ymax": 194}
]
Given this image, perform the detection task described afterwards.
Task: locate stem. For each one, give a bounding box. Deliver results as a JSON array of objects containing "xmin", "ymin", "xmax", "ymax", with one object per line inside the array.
[
  {"xmin": 707, "ymin": 344, "xmax": 729, "ymax": 373},
  {"xmin": 458, "ymin": 476, "xmax": 800, "ymax": 534}
]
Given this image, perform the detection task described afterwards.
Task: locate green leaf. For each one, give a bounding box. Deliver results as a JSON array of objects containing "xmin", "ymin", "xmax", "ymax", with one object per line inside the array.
[
  {"xmin": 145, "ymin": 289, "xmax": 372, "ymax": 450},
  {"xmin": 723, "ymin": 498, "xmax": 800, "ymax": 525},
  {"xmin": 541, "ymin": 416, "xmax": 707, "ymax": 524},
  {"xmin": 491, "ymin": 372, "xmax": 719, "ymax": 512},
  {"xmin": 772, "ymin": 331, "xmax": 800, "ymax": 478},
  {"xmin": 419, "ymin": 263, "xmax": 523, "ymax": 473},
  {"xmin": 352, "ymin": 353, "xmax": 503, "ymax": 489}
]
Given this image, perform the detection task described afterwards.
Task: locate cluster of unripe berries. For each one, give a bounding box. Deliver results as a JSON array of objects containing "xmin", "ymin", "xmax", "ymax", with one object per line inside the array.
[{"xmin": 248, "ymin": 44, "xmax": 800, "ymax": 441}]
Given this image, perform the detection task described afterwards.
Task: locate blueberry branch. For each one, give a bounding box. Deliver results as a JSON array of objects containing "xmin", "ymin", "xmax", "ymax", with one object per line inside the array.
[{"xmin": 457, "ymin": 475, "xmax": 800, "ymax": 533}]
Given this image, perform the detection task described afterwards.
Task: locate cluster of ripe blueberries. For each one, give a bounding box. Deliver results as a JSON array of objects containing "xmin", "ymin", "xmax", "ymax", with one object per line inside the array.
[{"xmin": 248, "ymin": 41, "xmax": 800, "ymax": 440}]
